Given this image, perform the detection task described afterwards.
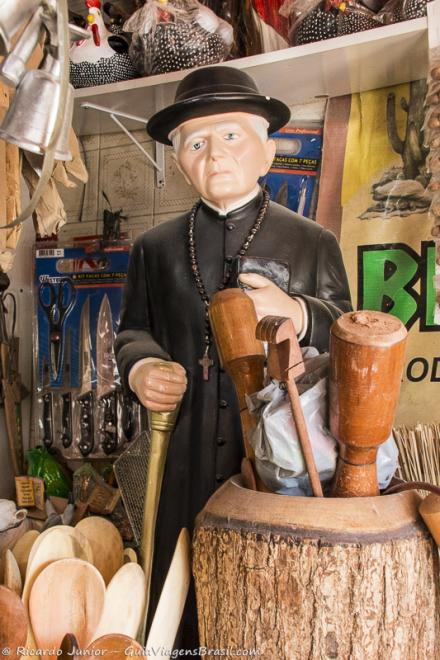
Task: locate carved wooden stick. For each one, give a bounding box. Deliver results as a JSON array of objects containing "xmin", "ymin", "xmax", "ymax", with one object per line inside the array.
[
  {"xmin": 256, "ymin": 315, "xmax": 323, "ymax": 498},
  {"xmin": 209, "ymin": 289, "xmax": 265, "ymax": 491}
]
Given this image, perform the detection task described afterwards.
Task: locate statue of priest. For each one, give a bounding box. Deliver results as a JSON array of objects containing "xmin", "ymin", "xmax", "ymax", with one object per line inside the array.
[{"xmin": 115, "ymin": 65, "xmax": 351, "ymax": 650}]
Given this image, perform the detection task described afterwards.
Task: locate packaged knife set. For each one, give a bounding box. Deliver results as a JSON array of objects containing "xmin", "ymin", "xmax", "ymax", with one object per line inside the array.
[
  {"xmin": 33, "ymin": 242, "xmax": 141, "ymax": 459},
  {"xmin": 260, "ymin": 124, "xmax": 323, "ymax": 219}
]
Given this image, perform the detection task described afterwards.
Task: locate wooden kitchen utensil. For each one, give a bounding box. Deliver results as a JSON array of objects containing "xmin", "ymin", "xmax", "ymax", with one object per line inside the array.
[
  {"xmin": 209, "ymin": 288, "xmax": 265, "ymax": 488},
  {"xmin": 146, "ymin": 528, "xmax": 191, "ymax": 656},
  {"xmin": 330, "ymin": 311, "xmax": 407, "ymax": 497},
  {"xmin": 93, "ymin": 562, "xmax": 146, "ymax": 640},
  {"xmin": 29, "ymin": 558, "xmax": 105, "ymax": 650},
  {"xmin": 0, "ymin": 585, "xmax": 28, "ymax": 660},
  {"xmin": 22, "ymin": 525, "xmax": 94, "ymax": 648},
  {"xmin": 123, "ymin": 548, "xmax": 138, "ymax": 564},
  {"xmin": 23, "ymin": 525, "xmax": 93, "ymax": 603},
  {"xmin": 3, "ymin": 548, "xmax": 22, "ymax": 595},
  {"xmin": 86, "ymin": 634, "xmax": 144, "ymax": 660},
  {"xmin": 59, "ymin": 634, "xmax": 79, "ymax": 660},
  {"xmin": 419, "ymin": 493, "xmax": 440, "ymax": 546},
  {"xmin": 193, "ymin": 481, "xmax": 438, "ymax": 657},
  {"xmin": 75, "ymin": 517, "xmax": 124, "ymax": 585},
  {"xmin": 12, "ymin": 529, "xmax": 39, "ymax": 581},
  {"xmin": 256, "ymin": 315, "xmax": 323, "ymax": 497}
]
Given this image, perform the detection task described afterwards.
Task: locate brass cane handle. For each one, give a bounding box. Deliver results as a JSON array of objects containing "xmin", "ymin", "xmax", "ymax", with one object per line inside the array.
[{"xmin": 148, "ymin": 407, "xmax": 180, "ymax": 434}]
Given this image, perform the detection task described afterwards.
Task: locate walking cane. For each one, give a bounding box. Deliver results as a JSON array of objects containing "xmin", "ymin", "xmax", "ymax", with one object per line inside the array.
[{"xmin": 139, "ymin": 403, "xmax": 180, "ymax": 641}]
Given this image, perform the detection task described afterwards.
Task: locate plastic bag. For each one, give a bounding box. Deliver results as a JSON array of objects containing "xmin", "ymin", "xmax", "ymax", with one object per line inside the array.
[
  {"xmin": 248, "ymin": 367, "xmax": 399, "ymax": 496},
  {"xmin": 285, "ymin": 0, "xmax": 382, "ymax": 46},
  {"xmin": 379, "ymin": 0, "xmax": 431, "ymax": 23},
  {"xmin": 26, "ymin": 446, "xmax": 71, "ymax": 498},
  {"xmin": 123, "ymin": 0, "xmax": 233, "ymax": 76}
]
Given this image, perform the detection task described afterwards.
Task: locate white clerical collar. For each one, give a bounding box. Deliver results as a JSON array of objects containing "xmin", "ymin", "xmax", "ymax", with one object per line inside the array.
[{"xmin": 201, "ymin": 186, "xmax": 261, "ymax": 217}]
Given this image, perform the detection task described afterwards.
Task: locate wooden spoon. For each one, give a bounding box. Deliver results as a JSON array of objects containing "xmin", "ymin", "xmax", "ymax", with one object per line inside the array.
[
  {"xmin": 93, "ymin": 563, "xmax": 146, "ymax": 640},
  {"xmin": 0, "ymin": 585, "xmax": 28, "ymax": 660},
  {"xmin": 75, "ymin": 517, "xmax": 123, "ymax": 585},
  {"xmin": 29, "ymin": 558, "xmax": 105, "ymax": 650},
  {"xmin": 23, "ymin": 526, "xmax": 93, "ymax": 604},
  {"xmin": 59, "ymin": 633, "xmax": 79, "ymax": 660},
  {"xmin": 86, "ymin": 634, "xmax": 144, "ymax": 660},
  {"xmin": 146, "ymin": 528, "xmax": 190, "ymax": 655},
  {"xmin": 3, "ymin": 549, "xmax": 22, "ymax": 595},
  {"xmin": 23, "ymin": 526, "xmax": 94, "ymax": 649},
  {"xmin": 123, "ymin": 548, "xmax": 138, "ymax": 564},
  {"xmin": 12, "ymin": 530, "xmax": 39, "ymax": 582}
]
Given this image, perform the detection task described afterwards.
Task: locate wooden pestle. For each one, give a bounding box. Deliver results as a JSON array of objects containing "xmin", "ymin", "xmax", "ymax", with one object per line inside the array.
[
  {"xmin": 330, "ymin": 311, "xmax": 407, "ymax": 498},
  {"xmin": 209, "ymin": 289, "xmax": 265, "ymax": 489}
]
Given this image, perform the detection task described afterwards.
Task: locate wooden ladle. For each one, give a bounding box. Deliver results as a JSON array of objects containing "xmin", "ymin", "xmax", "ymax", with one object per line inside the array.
[
  {"xmin": 75, "ymin": 516, "xmax": 124, "ymax": 585},
  {"xmin": 93, "ymin": 562, "xmax": 146, "ymax": 640},
  {"xmin": 0, "ymin": 585, "xmax": 28, "ymax": 660},
  {"xmin": 29, "ymin": 558, "xmax": 105, "ymax": 650},
  {"xmin": 85, "ymin": 634, "xmax": 144, "ymax": 660}
]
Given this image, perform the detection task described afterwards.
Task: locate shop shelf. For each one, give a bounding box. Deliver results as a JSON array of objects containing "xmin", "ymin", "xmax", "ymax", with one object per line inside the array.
[{"xmin": 73, "ymin": 17, "xmax": 428, "ymax": 136}]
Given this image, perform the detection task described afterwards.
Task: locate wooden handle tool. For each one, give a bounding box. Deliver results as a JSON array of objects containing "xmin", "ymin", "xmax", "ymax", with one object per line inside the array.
[
  {"xmin": 209, "ymin": 288, "xmax": 265, "ymax": 490},
  {"xmin": 329, "ymin": 311, "xmax": 407, "ymax": 497},
  {"xmin": 256, "ymin": 315, "xmax": 323, "ymax": 498}
]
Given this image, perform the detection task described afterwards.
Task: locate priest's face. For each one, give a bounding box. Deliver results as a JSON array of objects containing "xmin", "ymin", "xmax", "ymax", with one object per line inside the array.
[{"xmin": 172, "ymin": 112, "xmax": 276, "ymax": 211}]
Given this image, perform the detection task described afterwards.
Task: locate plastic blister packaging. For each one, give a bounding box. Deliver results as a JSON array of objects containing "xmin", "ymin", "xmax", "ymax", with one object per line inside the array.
[
  {"xmin": 377, "ymin": 0, "xmax": 431, "ymax": 23},
  {"xmin": 248, "ymin": 351, "xmax": 399, "ymax": 496},
  {"xmin": 286, "ymin": 0, "xmax": 382, "ymax": 46},
  {"xmin": 123, "ymin": 0, "xmax": 233, "ymax": 76},
  {"xmin": 260, "ymin": 123, "xmax": 323, "ymax": 219},
  {"xmin": 33, "ymin": 242, "xmax": 141, "ymax": 460}
]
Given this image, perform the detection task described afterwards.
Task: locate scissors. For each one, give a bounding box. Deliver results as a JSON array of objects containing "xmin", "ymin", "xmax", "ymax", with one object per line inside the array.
[{"xmin": 38, "ymin": 278, "xmax": 76, "ymax": 382}]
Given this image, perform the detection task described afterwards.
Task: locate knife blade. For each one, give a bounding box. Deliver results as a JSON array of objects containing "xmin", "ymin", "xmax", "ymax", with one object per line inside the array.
[
  {"xmin": 96, "ymin": 294, "xmax": 118, "ymax": 454},
  {"xmin": 77, "ymin": 298, "xmax": 94, "ymax": 456},
  {"xmin": 96, "ymin": 294, "xmax": 116, "ymax": 399}
]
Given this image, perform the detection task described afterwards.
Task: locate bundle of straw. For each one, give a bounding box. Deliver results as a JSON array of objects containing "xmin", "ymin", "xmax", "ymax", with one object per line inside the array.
[{"xmin": 393, "ymin": 424, "xmax": 440, "ymax": 486}]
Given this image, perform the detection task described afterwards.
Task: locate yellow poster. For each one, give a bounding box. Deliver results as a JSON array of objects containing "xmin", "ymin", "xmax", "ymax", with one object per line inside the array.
[{"xmin": 339, "ymin": 82, "xmax": 438, "ymax": 425}]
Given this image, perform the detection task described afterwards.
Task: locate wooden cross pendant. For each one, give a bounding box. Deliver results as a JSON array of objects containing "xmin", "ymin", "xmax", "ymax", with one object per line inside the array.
[{"xmin": 199, "ymin": 350, "xmax": 214, "ymax": 381}]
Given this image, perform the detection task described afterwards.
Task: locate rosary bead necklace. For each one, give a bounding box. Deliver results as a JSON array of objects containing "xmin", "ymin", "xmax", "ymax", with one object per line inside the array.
[{"xmin": 188, "ymin": 189, "xmax": 270, "ymax": 380}]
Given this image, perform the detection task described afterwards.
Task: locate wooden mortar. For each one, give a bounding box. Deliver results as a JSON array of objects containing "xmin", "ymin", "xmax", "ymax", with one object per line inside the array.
[{"xmin": 193, "ymin": 478, "xmax": 440, "ymax": 659}]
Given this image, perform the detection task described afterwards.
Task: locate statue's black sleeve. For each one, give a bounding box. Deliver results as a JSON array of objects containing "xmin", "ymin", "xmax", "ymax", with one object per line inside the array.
[
  {"xmin": 114, "ymin": 237, "xmax": 170, "ymax": 394},
  {"xmin": 298, "ymin": 228, "xmax": 352, "ymax": 353}
]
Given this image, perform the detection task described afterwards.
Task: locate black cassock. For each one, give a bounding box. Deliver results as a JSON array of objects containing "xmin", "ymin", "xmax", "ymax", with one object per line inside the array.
[{"xmin": 114, "ymin": 190, "xmax": 352, "ymax": 647}]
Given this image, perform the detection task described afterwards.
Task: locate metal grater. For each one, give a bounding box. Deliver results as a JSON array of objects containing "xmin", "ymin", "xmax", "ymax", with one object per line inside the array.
[{"xmin": 113, "ymin": 430, "xmax": 151, "ymax": 546}]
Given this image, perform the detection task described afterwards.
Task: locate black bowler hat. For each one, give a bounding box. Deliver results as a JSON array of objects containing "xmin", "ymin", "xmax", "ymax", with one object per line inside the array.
[{"xmin": 147, "ymin": 65, "xmax": 291, "ymax": 145}]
